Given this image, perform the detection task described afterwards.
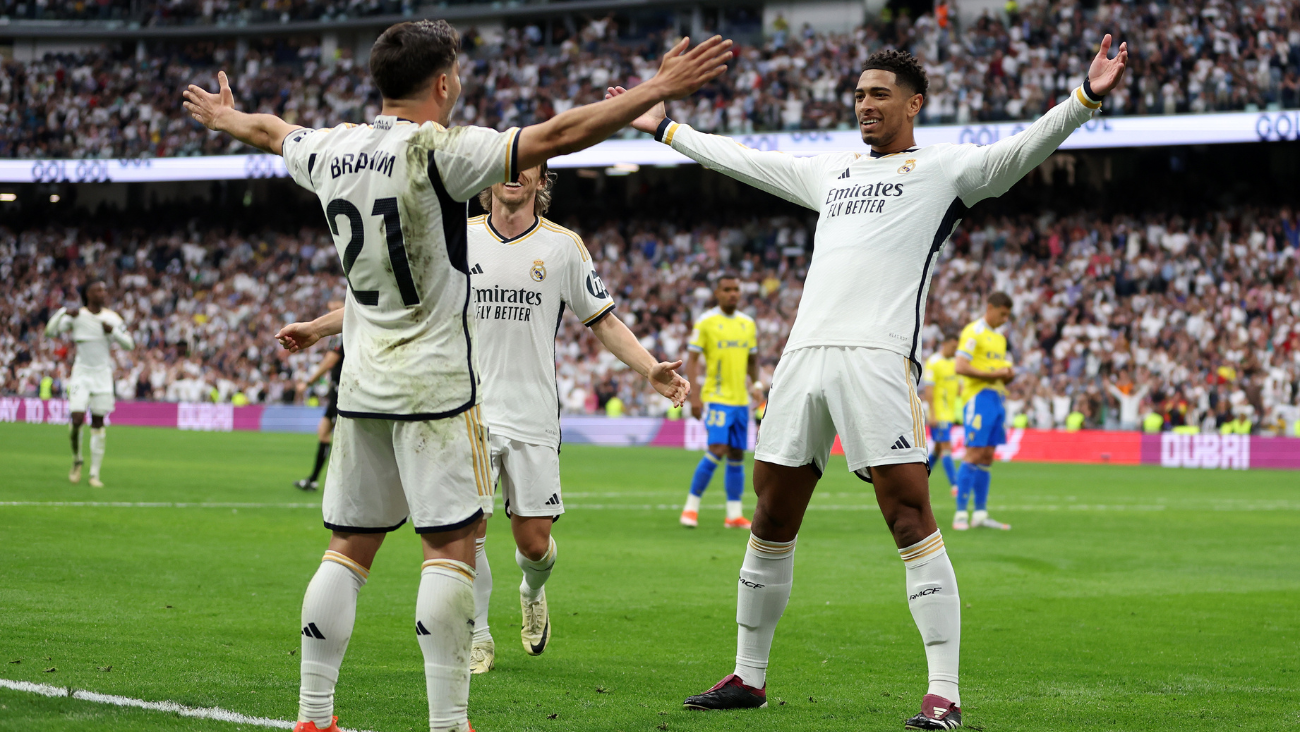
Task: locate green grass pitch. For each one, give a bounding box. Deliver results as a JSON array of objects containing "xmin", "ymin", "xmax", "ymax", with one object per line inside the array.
[{"xmin": 1, "ymin": 422, "xmax": 1298, "ymax": 731}]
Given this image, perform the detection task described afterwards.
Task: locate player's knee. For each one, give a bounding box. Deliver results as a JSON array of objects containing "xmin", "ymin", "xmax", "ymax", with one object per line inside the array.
[
  {"xmin": 709, "ymin": 444, "xmax": 729, "ymax": 458},
  {"xmin": 727, "ymin": 447, "xmax": 744, "ymax": 462},
  {"xmin": 90, "ymin": 415, "xmax": 105, "ymax": 428}
]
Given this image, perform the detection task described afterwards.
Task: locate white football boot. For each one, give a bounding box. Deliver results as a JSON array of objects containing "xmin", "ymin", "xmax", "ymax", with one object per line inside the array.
[{"xmin": 521, "ymin": 588, "xmax": 550, "ymax": 656}]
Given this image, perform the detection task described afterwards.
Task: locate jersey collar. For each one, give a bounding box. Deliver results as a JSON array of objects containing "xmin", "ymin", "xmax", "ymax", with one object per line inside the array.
[
  {"xmin": 869, "ymin": 146, "xmax": 918, "ymax": 159},
  {"xmin": 486, "ymin": 214, "xmax": 540, "ymax": 244}
]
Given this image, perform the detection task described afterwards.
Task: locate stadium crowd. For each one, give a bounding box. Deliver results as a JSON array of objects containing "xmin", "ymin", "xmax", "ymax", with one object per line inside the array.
[
  {"xmin": 6, "ymin": 0, "xmax": 1300, "ymax": 158},
  {"xmin": 4, "ymin": 201, "xmax": 1300, "ymax": 432}
]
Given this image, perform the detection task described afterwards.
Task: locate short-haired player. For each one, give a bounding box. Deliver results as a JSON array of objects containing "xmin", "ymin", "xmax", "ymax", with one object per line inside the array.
[
  {"xmin": 679, "ymin": 273, "xmax": 762, "ymax": 530},
  {"xmin": 45, "ymin": 280, "xmax": 135, "ymax": 488},
  {"xmin": 922, "ymin": 331, "xmax": 961, "ymax": 493},
  {"xmin": 465, "ymin": 162, "xmax": 689, "ymax": 673},
  {"xmin": 952, "ymin": 292, "xmax": 1014, "ymax": 531},
  {"xmin": 187, "ymin": 18, "xmax": 733, "ymax": 732}
]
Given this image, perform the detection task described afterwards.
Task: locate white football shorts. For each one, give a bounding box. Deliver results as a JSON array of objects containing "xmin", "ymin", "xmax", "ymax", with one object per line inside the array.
[
  {"xmin": 755, "ymin": 346, "xmax": 929, "ymax": 479},
  {"xmin": 487, "ymin": 433, "xmax": 564, "ymax": 518},
  {"xmin": 322, "ymin": 405, "xmax": 494, "ymax": 533},
  {"xmin": 67, "ymin": 373, "xmax": 115, "ymax": 416}
]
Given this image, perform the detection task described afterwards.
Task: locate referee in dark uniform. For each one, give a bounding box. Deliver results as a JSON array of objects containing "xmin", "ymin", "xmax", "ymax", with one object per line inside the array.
[{"xmin": 295, "ymin": 301, "xmax": 345, "ymax": 491}]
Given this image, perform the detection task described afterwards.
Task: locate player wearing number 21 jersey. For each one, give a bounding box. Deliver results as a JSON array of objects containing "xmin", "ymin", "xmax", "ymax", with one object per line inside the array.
[{"xmin": 186, "ymin": 18, "xmax": 736, "ymax": 732}]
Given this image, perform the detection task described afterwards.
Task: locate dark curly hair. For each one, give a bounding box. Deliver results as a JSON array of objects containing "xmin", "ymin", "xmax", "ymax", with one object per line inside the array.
[{"xmin": 862, "ymin": 49, "xmax": 929, "ymax": 99}]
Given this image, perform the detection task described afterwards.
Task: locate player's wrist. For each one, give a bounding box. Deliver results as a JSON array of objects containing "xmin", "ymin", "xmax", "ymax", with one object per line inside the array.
[{"xmin": 653, "ymin": 117, "xmax": 676, "ymax": 143}]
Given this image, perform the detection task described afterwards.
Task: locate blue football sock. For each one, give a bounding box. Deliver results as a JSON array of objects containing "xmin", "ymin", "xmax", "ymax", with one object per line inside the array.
[
  {"xmin": 941, "ymin": 455, "xmax": 957, "ymax": 485},
  {"xmin": 724, "ymin": 459, "xmax": 745, "ymax": 502},
  {"xmin": 690, "ymin": 453, "xmax": 721, "ymax": 497},
  {"xmin": 955, "ymin": 463, "xmax": 973, "ymax": 511},
  {"xmin": 972, "ymin": 465, "xmax": 991, "ymax": 511}
]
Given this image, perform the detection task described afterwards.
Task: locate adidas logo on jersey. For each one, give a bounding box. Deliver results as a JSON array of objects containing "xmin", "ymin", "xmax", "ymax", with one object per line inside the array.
[
  {"xmin": 544, "ymin": 493, "xmax": 561, "ymax": 506},
  {"xmin": 470, "ymin": 263, "xmax": 484, "ymax": 275},
  {"xmin": 837, "ymin": 168, "xmax": 851, "ymax": 179},
  {"xmin": 302, "ymin": 623, "xmax": 326, "ymax": 639},
  {"xmin": 891, "ymin": 436, "xmax": 912, "ymax": 450}
]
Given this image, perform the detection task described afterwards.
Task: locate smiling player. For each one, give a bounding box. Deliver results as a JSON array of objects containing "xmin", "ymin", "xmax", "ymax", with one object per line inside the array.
[{"xmin": 609, "ymin": 35, "xmax": 1127, "ymax": 729}]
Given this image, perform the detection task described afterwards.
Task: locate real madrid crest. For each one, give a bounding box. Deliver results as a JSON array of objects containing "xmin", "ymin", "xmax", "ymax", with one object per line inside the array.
[
  {"xmin": 897, "ymin": 159, "xmax": 917, "ymax": 174},
  {"xmin": 530, "ymin": 259, "xmax": 547, "ymax": 282}
]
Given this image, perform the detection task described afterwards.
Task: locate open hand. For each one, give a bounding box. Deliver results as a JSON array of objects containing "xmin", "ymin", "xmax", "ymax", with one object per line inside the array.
[
  {"xmin": 648, "ymin": 359, "xmax": 691, "ymax": 407},
  {"xmin": 66, "ymin": 307, "xmax": 80, "ymax": 318},
  {"xmin": 605, "ymin": 86, "xmax": 665, "ymax": 135},
  {"xmin": 275, "ymin": 321, "xmax": 323, "ymax": 353},
  {"xmin": 650, "ymin": 36, "xmax": 734, "ymax": 102},
  {"xmin": 101, "ymin": 321, "xmax": 113, "ymax": 334},
  {"xmin": 1087, "ymin": 34, "xmax": 1129, "ymax": 96},
  {"xmin": 183, "ymin": 70, "xmax": 236, "ymax": 131}
]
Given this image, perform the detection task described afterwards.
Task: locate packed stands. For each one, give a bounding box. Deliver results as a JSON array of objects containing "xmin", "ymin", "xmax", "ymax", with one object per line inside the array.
[
  {"xmin": 5, "ymin": 201, "xmax": 1300, "ymax": 432},
  {"xmin": 5, "ymin": 0, "xmax": 1300, "ymax": 158}
]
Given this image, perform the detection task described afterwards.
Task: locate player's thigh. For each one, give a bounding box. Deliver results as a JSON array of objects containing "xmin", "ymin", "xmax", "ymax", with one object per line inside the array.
[
  {"xmin": 827, "ymin": 349, "xmax": 928, "ymax": 476},
  {"xmin": 725, "ymin": 405, "xmax": 749, "ymax": 452},
  {"xmin": 753, "ymin": 348, "xmax": 837, "ymax": 475},
  {"xmin": 703, "ymin": 402, "xmax": 732, "ymax": 448},
  {"xmin": 88, "ymin": 392, "xmax": 114, "ymax": 417},
  {"xmin": 870, "ymin": 462, "xmax": 938, "ymax": 547},
  {"xmin": 964, "ymin": 391, "xmax": 1002, "ymax": 449},
  {"xmin": 751, "ymin": 460, "xmax": 820, "ymax": 542},
  {"xmin": 322, "ymin": 417, "xmax": 409, "ymax": 533},
  {"xmin": 486, "ymin": 432, "xmax": 508, "ymax": 519},
  {"xmin": 67, "ymin": 380, "xmax": 90, "ymax": 414},
  {"xmin": 499, "ymin": 437, "xmax": 563, "ymax": 520},
  {"xmin": 392, "ymin": 406, "xmax": 493, "ymax": 534}
]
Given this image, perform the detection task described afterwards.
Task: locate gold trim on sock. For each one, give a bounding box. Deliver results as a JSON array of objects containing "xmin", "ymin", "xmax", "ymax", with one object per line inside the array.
[
  {"xmin": 323, "ymin": 550, "xmax": 369, "ymax": 579},
  {"xmin": 422, "ymin": 558, "xmax": 476, "ymax": 583}
]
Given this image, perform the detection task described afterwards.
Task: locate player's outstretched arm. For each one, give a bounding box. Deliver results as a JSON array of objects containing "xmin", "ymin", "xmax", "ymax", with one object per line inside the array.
[
  {"xmin": 514, "ymin": 36, "xmax": 733, "ymax": 171},
  {"xmin": 276, "ymin": 307, "xmax": 343, "ymax": 353},
  {"xmin": 182, "ymin": 71, "xmax": 303, "ymax": 155},
  {"xmin": 590, "ymin": 315, "xmax": 691, "ymax": 407},
  {"xmin": 604, "ymin": 85, "xmax": 827, "ymax": 210},
  {"xmin": 952, "ymin": 34, "xmax": 1127, "ymax": 204}
]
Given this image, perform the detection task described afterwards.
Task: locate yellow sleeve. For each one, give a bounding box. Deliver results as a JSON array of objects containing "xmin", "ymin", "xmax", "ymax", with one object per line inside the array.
[
  {"xmin": 747, "ymin": 321, "xmax": 758, "ymax": 353},
  {"xmin": 688, "ymin": 321, "xmax": 707, "ymax": 353}
]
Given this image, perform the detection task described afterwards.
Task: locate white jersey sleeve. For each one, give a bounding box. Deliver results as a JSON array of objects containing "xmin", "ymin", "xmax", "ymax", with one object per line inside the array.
[
  {"xmin": 431, "ymin": 126, "xmax": 521, "ymax": 202},
  {"xmin": 551, "ymin": 222, "xmax": 615, "ymax": 326},
  {"xmin": 45, "ymin": 308, "xmax": 73, "ymax": 337},
  {"xmin": 104, "ymin": 310, "xmax": 134, "ymax": 351},
  {"xmin": 941, "ymin": 87, "xmax": 1101, "ymax": 207},
  {"xmin": 282, "ymin": 126, "xmax": 331, "ymax": 192},
  {"xmin": 657, "ymin": 121, "xmax": 844, "ymax": 210}
]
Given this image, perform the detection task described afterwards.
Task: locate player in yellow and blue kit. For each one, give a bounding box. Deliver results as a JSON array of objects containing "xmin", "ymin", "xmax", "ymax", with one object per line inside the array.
[
  {"xmin": 953, "ymin": 292, "xmax": 1015, "ymax": 531},
  {"xmin": 922, "ymin": 331, "xmax": 960, "ymax": 490},
  {"xmin": 681, "ymin": 274, "xmax": 762, "ymax": 529}
]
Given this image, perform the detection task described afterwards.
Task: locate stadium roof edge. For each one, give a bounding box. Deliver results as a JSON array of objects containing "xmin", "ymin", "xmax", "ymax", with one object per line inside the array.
[{"xmin": 0, "ymin": 0, "xmax": 754, "ymax": 39}]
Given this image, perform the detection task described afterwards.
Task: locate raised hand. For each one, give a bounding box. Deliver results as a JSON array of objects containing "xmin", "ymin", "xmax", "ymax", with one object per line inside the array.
[
  {"xmin": 182, "ymin": 70, "xmax": 236, "ymax": 132},
  {"xmin": 1088, "ymin": 34, "xmax": 1129, "ymax": 96},
  {"xmin": 651, "ymin": 36, "xmax": 734, "ymax": 102},
  {"xmin": 101, "ymin": 321, "xmax": 114, "ymax": 334},
  {"xmin": 605, "ymin": 86, "xmax": 665, "ymax": 134},
  {"xmin": 649, "ymin": 359, "xmax": 691, "ymax": 408}
]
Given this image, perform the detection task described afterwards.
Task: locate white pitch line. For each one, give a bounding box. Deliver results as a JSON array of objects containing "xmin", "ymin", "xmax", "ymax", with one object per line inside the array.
[{"xmin": 0, "ymin": 678, "xmax": 377, "ymax": 732}]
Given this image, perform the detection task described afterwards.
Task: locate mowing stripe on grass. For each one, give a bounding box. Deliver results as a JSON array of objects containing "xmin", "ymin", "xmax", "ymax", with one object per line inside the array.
[
  {"xmin": 0, "ymin": 678, "xmax": 377, "ymax": 731},
  {"xmin": 5, "ymin": 500, "xmax": 1297, "ymax": 511}
]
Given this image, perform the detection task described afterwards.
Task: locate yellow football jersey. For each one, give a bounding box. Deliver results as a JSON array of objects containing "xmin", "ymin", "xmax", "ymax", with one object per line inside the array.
[
  {"xmin": 923, "ymin": 353, "xmax": 960, "ymax": 422},
  {"xmin": 957, "ymin": 318, "xmax": 1012, "ymax": 395},
  {"xmin": 689, "ymin": 307, "xmax": 758, "ymax": 406}
]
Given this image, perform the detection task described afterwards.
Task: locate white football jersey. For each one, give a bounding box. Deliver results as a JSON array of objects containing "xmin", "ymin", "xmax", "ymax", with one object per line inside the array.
[
  {"xmin": 45, "ymin": 307, "xmax": 134, "ymax": 392},
  {"xmin": 283, "ymin": 116, "xmax": 521, "ymax": 418},
  {"xmin": 467, "ymin": 215, "xmax": 615, "ymax": 448},
  {"xmin": 657, "ymin": 87, "xmax": 1101, "ymax": 375}
]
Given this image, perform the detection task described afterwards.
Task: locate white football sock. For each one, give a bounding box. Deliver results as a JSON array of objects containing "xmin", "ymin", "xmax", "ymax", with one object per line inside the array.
[
  {"xmin": 726, "ymin": 500, "xmax": 743, "ymax": 520},
  {"xmin": 684, "ymin": 494, "xmax": 702, "ymax": 513},
  {"xmin": 899, "ymin": 531, "xmax": 961, "ymax": 706},
  {"xmin": 299, "ymin": 551, "xmax": 369, "ymax": 727},
  {"xmin": 733, "ymin": 534, "xmax": 795, "ymax": 688},
  {"xmin": 516, "ymin": 536, "xmax": 556, "ymax": 603},
  {"xmin": 472, "ymin": 538, "xmax": 492, "ymax": 644},
  {"xmin": 971, "ymin": 509, "xmax": 988, "ymax": 526},
  {"xmin": 418, "ymin": 559, "xmax": 476, "ymax": 732},
  {"xmin": 88, "ymin": 427, "xmax": 105, "ymax": 478}
]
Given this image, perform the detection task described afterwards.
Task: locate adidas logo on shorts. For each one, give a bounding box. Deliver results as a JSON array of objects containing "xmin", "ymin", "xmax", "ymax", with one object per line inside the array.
[
  {"xmin": 890, "ymin": 435, "xmax": 912, "ymax": 450},
  {"xmin": 544, "ymin": 493, "xmax": 561, "ymax": 506}
]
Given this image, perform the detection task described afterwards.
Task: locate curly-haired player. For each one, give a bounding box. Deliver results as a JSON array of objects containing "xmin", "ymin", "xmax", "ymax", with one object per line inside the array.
[{"xmin": 610, "ymin": 36, "xmax": 1128, "ymax": 729}]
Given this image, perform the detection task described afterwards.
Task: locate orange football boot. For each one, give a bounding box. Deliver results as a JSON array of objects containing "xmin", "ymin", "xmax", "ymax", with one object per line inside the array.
[
  {"xmin": 724, "ymin": 516, "xmax": 752, "ymax": 529},
  {"xmin": 294, "ymin": 718, "xmax": 340, "ymax": 732},
  {"xmin": 680, "ymin": 509, "xmax": 699, "ymax": 528}
]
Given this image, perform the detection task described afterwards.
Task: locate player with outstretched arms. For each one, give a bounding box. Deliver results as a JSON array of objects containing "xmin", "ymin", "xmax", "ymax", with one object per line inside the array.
[
  {"xmin": 45, "ymin": 280, "xmax": 135, "ymax": 488},
  {"xmin": 464, "ymin": 163, "xmax": 689, "ymax": 673},
  {"xmin": 183, "ymin": 19, "xmax": 732, "ymax": 732},
  {"xmin": 608, "ymin": 36, "xmax": 1127, "ymax": 729},
  {"xmin": 679, "ymin": 274, "xmax": 762, "ymax": 530},
  {"xmin": 922, "ymin": 331, "xmax": 960, "ymax": 492}
]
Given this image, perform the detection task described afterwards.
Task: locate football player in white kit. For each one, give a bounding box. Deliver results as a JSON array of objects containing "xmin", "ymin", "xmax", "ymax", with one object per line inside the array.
[
  {"xmin": 608, "ymin": 37, "xmax": 1127, "ymax": 729},
  {"xmin": 184, "ymin": 19, "xmax": 733, "ymax": 732},
  {"xmin": 44, "ymin": 280, "xmax": 134, "ymax": 488},
  {"xmin": 465, "ymin": 163, "xmax": 690, "ymax": 673}
]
